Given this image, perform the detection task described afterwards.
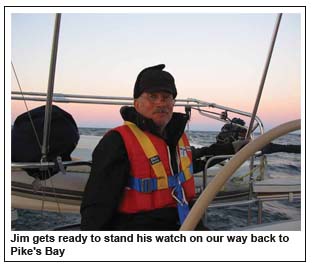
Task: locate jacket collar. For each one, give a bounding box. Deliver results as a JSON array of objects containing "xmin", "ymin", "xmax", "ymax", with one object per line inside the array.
[{"xmin": 120, "ymin": 106, "xmax": 189, "ymax": 146}]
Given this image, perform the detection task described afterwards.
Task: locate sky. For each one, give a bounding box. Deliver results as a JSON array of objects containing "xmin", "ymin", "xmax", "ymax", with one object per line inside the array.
[{"xmin": 9, "ymin": 8, "xmax": 302, "ymax": 131}]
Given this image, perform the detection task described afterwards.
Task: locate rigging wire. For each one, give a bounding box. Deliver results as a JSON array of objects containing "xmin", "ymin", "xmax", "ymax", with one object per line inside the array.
[
  {"xmin": 12, "ymin": 61, "xmax": 64, "ymax": 220},
  {"xmin": 11, "ymin": 61, "xmax": 42, "ymax": 150}
]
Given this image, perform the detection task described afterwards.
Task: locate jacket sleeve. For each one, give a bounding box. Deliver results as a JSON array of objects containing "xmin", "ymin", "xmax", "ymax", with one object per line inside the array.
[
  {"xmin": 191, "ymin": 143, "xmax": 235, "ymax": 173},
  {"xmin": 261, "ymin": 142, "xmax": 301, "ymax": 154},
  {"xmin": 80, "ymin": 130, "xmax": 130, "ymax": 230}
]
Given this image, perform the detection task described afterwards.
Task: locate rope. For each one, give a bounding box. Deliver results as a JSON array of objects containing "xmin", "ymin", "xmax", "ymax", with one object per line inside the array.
[{"xmin": 230, "ymin": 156, "xmax": 267, "ymax": 186}]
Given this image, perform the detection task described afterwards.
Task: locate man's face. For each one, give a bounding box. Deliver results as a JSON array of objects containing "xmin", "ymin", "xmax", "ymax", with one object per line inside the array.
[{"xmin": 134, "ymin": 91, "xmax": 175, "ymax": 130}]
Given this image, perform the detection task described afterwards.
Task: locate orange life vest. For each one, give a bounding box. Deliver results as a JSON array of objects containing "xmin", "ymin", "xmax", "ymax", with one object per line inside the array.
[{"xmin": 114, "ymin": 121, "xmax": 195, "ymax": 214}]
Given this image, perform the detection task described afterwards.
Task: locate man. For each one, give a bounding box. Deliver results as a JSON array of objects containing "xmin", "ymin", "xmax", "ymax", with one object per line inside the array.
[{"xmin": 80, "ymin": 64, "xmax": 242, "ymax": 231}]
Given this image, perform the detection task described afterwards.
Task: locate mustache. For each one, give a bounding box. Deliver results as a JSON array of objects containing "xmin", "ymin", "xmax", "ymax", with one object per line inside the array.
[{"xmin": 153, "ymin": 108, "xmax": 170, "ymax": 114}]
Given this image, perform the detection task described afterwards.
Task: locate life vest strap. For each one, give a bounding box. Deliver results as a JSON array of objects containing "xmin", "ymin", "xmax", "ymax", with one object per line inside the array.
[
  {"xmin": 178, "ymin": 137, "xmax": 192, "ymax": 169},
  {"xmin": 129, "ymin": 165, "xmax": 193, "ymax": 193},
  {"xmin": 122, "ymin": 121, "xmax": 193, "ymax": 224},
  {"xmin": 124, "ymin": 121, "xmax": 169, "ymax": 189},
  {"xmin": 171, "ymin": 183, "xmax": 190, "ymax": 224}
]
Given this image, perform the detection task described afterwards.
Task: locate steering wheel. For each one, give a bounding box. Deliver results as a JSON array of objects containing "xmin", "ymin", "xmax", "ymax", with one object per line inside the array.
[{"xmin": 180, "ymin": 119, "xmax": 301, "ymax": 230}]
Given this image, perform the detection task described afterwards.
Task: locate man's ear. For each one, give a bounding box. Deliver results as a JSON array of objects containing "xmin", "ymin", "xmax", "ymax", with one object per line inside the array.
[{"xmin": 134, "ymin": 99, "xmax": 140, "ymax": 110}]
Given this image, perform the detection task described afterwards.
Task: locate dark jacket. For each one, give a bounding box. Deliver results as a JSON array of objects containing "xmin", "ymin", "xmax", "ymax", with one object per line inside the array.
[{"xmin": 80, "ymin": 106, "xmax": 234, "ymax": 230}]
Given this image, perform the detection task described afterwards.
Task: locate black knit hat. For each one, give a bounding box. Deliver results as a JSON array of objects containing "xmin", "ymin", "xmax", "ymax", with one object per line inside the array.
[{"xmin": 133, "ymin": 64, "xmax": 177, "ymax": 99}]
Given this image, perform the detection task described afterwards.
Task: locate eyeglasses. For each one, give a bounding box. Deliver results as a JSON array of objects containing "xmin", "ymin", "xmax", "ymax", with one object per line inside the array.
[{"xmin": 140, "ymin": 93, "xmax": 174, "ymax": 104}]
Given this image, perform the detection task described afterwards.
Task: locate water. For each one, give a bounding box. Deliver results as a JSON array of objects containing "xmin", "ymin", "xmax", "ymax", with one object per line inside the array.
[{"xmin": 13, "ymin": 129, "xmax": 301, "ymax": 231}]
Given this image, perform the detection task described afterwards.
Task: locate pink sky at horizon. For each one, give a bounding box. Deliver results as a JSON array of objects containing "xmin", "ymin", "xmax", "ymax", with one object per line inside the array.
[
  {"xmin": 10, "ymin": 12, "xmax": 302, "ymax": 132},
  {"xmin": 11, "ymin": 91, "xmax": 301, "ymax": 131}
]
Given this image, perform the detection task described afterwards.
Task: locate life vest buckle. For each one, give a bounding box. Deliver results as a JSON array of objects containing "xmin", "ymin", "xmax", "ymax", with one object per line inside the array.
[
  {"xmin": 171, "ymin": 179, "xmax": 188, "ymax": 206},
  {"xmin": 171, "ymin": 176, "xmax": 190, "ymax": 224},
  {"xmin": 140, "ymin": 178, "xmax": 155, "ymax": 193}
]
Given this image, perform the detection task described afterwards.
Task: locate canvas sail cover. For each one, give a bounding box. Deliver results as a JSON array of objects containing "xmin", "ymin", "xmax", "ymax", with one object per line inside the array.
[{"xmin": 12, "ymin": 105, "xmax": 80, "ymax": 179}]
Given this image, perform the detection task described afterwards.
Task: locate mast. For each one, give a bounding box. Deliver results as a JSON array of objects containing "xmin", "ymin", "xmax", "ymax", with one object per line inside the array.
[
  {"xmin": 41, "ymin": 13, "xmax": 62, "ymax": 162},
  {"xmin": 246, "ymin": 13, "xmax": 282, "ymax": 138}
]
